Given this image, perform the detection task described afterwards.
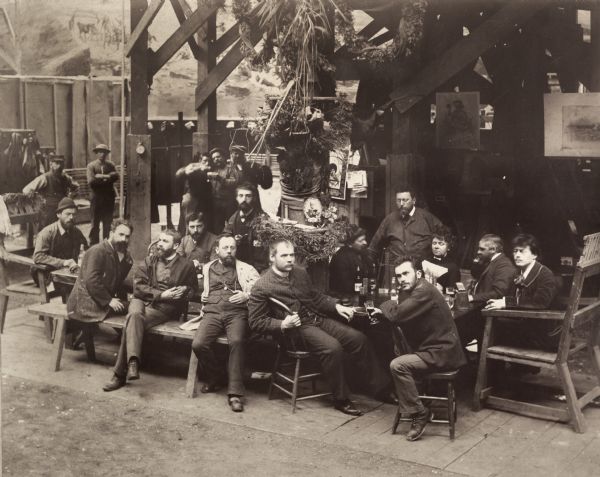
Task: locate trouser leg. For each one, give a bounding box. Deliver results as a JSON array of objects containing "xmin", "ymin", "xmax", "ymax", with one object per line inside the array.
[
  {"xmin": 89, "ymin": 197, "xmax": 100, "ymax": 245},
  {"xmin": 320, "ymin": 317, "xmax": 391, "ymax": 396},
  {"xmin": 297, "ymin": 323, "xmax": 348, "ymax": 401},
  {"xmin": 191, "ymin": 314, "xmax": 226, "ymax": 384},
  {"xmin": 223, "ymin": 314, "xmax": 249, "ymax": 396},
  {"xmin": 101, "ymin": 200, "xmax": 114, "ymax": 240},
  {"xmin": 389, "ymin": 354, "xmax": 430, "ymax": 414}
]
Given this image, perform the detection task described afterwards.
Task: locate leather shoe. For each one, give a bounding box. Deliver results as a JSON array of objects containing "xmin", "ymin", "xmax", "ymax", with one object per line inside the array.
[
  {"xmin": 228, "ymin": 396, "xmax": 244, "ymax": 412},
  {"xmin": 406, "ymin": 407, "xmax": 432, "ymax": 441},
  {"xmin": 127, "ymin": 359, "xmax": 139, "ymax": 381},
  {"xmin": 200, "ymin": 382, "xmax": 221, "ymax": 394},
  {"xmin": 376, "ymin": 391, "xmax": 399, "ymax": 406},
  {"xmin": 333, "ymin": 400, "xmax": 363, "ymax": 416},
  {"xmin": 103, "ymin": 374, "xmax": 126, "ymax": 392}
]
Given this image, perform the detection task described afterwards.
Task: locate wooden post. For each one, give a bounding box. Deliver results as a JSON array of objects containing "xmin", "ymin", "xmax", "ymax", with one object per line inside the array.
[
  {"xmin": 128, "ymin": 0, "xmax": 151, "ymax": 260},
  {"xmin": 193, "ymin": 0, "xmax": 217, "ymax": 156},
  {"xmin": 591, "ymin": 8, "xmax": 600, "ymax": 91}
]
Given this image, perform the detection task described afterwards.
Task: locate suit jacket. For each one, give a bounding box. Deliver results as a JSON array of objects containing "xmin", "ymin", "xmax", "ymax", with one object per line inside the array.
[
  {"xmin": 505, "ymin": 261, "xmax": 558, "ymax": 309},
  {"xmin": 248, "ymin": 266, "xmax": 338, "ymax": 335},
  {"xmin": 224, "ymin": 209, "xmax": 269, "ymax": 272},
  {"xmin": 201, "ymin": 258, "xmax": 259, "ymax": 301},
  {"xmin": 472, "ymin": 253, "xmax": 516, "ymax": 305},
  {"xmin": 381, "ymin": 279, "xmax": 466, "ymax": 370},
  {"xmin": 67, "ymin": 240, "xmax": 132, "ymax": 322}
]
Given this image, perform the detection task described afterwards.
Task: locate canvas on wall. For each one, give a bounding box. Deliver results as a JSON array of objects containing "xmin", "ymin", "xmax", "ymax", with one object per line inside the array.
[
  {"xmin": 544, "ymin": 93, "xmax": 600, "ymax": 157},
  {"xmin": 435, "ymin": 92, "xmax": 480, "ymax": 150},
  {"xmin": 328, "ymin": 148, "xmax": 349, "ymax": 200}
]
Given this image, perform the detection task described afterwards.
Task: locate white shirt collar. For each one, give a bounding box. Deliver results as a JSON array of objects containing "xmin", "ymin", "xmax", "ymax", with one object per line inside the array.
[
  {"xmin": 491, "ymin": 252, "xmax": 501, "ymax": 261},
  {"xmin": 521, "ymin": 261, "xmax": 536, "ymax": 279},
  {"xmin": 409, "ymin": 206, "xmax": 415, "ymax": 217}
]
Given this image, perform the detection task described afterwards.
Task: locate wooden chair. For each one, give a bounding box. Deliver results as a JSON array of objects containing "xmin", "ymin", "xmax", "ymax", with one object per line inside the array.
[
  {"xmin": 392, "ymin": 370, "xmax": 459, "ymax": 440},
  {"xmin": 473, "ymin": 232, "xmax": 600, "ymax": 433},
  {"xmin": 0, "ymin": 251, "xmax": 60, "ymax": 341}
]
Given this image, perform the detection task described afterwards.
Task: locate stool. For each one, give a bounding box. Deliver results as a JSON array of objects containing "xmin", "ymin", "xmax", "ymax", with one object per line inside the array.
[
  {"xmin": 268, "ymin": 346, "xmax": 332, "ymax": 412},
  {"xmin": 392, "ymin": 370, "xmax": 459, "ymax": 440}
]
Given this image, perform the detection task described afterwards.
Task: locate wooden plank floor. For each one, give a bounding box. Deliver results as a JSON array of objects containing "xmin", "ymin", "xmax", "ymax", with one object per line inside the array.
[{"xmin": 2, "ymin": 305, "xmax": 600, "ymax": 477}]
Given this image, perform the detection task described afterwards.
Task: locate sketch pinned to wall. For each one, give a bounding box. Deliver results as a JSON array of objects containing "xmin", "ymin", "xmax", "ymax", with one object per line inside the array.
[
  {"xmin": 435, "ymin": 92, "xmax": 480, "ymax": 150},
  {"xmin": 544, "ymin": 93, "xmax": 600, "ymax": 157},
  {"xmin": 328, "ymin": 148, "xmax": 349, "ymax": 201}
]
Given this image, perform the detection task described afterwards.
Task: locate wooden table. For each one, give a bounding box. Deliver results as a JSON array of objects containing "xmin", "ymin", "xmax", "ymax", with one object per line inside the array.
[{"xmin": 50, "ymin": 268, "xmax": 77, "ymax": 288}]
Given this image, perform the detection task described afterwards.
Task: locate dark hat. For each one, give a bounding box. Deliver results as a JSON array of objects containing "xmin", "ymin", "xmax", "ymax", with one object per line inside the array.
[
  {"xmin": 56, "ymin": 197, "xmax": 78, "ymax": 213},
  {"xmin": 49, "ymin": 154, "xmax": 65, "ymax": 163},
  {"xmin": 229, "ymin": 145, "xmax": 247, "ymax": 154},
  {"xmin": 345, "ymin": 224, "xmax": 367, "ymax": 245},
  {"xmin": 93, "ymin": 143, "xmax": 111, "ymax": 153},
  {"xmin": 208, "ymin": 147, "xmax": 224, "ymax": 156}
]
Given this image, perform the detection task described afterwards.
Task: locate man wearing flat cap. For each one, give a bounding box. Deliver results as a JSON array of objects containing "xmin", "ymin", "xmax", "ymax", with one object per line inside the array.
[
  {"xmin": 23, "ymin": 154, "xmax": 79, "ymax": 227},
  {"xmin": 230, "ymin": 145, "xmax": 273, "ymax": 191},
  {"xmin": 87, "ymin": 144, "xmax": 119, "ymax": 245},
  {"xmin": 33, "ymin": 197, "xmax": 88, "ymax": 299},
  {"xmin": 208, "ymin": 147, "xmax": 241, "ymax": 234}
]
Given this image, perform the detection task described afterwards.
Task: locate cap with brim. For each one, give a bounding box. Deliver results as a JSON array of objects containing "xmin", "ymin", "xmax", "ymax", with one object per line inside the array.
[
  {"xmin": 229, "ymin": 145, "xmax": 247, "ymax": 154},
  {"xmin": 93, "ymin": 144, "xmax": 111, "ymax": 153},
  {"xmin": 49, "ymin": 155, "xmax": 65, "ymax": 163},
  {"xmin": 209, "ymin": 147, "xmax": 224, "ymax": 156},
  {"xmin": 56, "ymin": 197, "xmax": 78, "ymax": 213}
]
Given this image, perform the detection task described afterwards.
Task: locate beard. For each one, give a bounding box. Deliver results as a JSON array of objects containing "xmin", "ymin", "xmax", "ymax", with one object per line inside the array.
[
  {"xmin": 156, "ymin": 246, "xmax": 174, "ymax": 259},
  {"xmin": 238, "ymin": 201, "xmax": 253, "ymax": 213},
  {"xmin": 112, "ymin": 240, "xmax": 128, "ymax": 253},
  {"xmin": 222, "ymin": 256, "xmax": 235, "ymax": 267},
  {"xmin": 191, "ymin": 231, "xmax": 203, "ymax": 242}
]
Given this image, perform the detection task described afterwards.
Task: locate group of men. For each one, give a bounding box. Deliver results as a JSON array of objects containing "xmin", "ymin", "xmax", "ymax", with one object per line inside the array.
[{"xmin": 28, "ymin": 143, "xmax": 557, "ymax": 442}]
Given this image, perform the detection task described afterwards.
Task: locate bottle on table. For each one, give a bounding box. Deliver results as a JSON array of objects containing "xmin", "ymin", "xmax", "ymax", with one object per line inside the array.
[{"xmin": 390, "ymin": 276, "xmax": 399, "ymax": 303}]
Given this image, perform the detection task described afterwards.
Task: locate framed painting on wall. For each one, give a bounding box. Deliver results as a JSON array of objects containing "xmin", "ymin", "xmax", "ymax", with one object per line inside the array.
[
  {"xmin": 544, "ymin": 93, "xmax": 600, "ymax": 157},
  {"xmin": 435, "ymin": 92, "xmax": 480, "ymax": 150},
  {"xmin": 328, "ymin": 147, "xmax": 349, "ymax": 200}
]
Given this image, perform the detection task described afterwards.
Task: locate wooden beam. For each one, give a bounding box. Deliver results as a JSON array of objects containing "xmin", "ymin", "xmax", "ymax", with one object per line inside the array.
[
  {"xmin": 124, "ymin": 0, "xmax": 165, "ymax": 58},
  {"xmin": 389, "ymin": 0, "xmax": 545, "ymax": 114},
  {"xmin": 169, "ymin": 0, "xmax": 202, "ymax": 60},
  {"xmin": 214, "ymin": 3, "xmax": 261, "ymax": 56},
  {"xmin": 195, "ymin": 28, "xmax": 261, "ymax": 110},
  {"xmin": 149, "ymin": 0, "xmax": 223, "ymax": 77}
]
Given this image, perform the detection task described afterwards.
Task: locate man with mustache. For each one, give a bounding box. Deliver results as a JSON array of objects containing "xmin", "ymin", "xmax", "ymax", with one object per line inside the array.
[
  {"xmin": 224, "ymin": 182, "xmax": 269, "ymax": 272},
  {"xmin": 368, "ymin": 188, "xmax": 443, "ymax": 266},
  {"xmin": 192, "ymin": 234, "xmax": 259, "ymax": 412},
  {"xmin": 229, "ymin": 145, "xmax": 273, "ymax": 190},
  {"xmin": 177, "ymin": 212, "xmax": 217, "ymax": 270},
  {"xmin": 380, "ymin": 256, "xmax": 466, "ymax": 441},
  {"xmin": 67, "ymin": 219, "xmax": 134, "ymax": 341},
  {"xmin": 23, "ymin": 154, "xmax": 79, "ymax": 227},
  {"xmin": 103, "ymin": 229, "xmax": 199, "ymax": 392},
  {"xmin": 208, "ymin": 147, "xmax": 241, "ymax": 233},
  {"xmin": 33, "ymin": 198, "xmax": 87, "ymax": 299}
]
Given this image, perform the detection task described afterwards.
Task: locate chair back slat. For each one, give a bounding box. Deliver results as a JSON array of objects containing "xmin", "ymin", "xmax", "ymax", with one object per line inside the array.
[{"xmin": 577, "ymin": 232, "xmax": 600, "ymax": 269}]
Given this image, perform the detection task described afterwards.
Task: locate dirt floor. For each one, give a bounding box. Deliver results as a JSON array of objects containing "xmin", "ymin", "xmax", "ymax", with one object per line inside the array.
[{"xmin": 2, "ymin": 376, "xmax": 456, "ymax": 477}]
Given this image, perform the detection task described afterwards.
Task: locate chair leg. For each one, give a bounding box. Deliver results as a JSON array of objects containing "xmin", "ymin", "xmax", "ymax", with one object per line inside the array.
[
  {"xmin": 291, "ymin": 357, "xmax": 301, "ymax": 413},
  {"xmin": 391, "ymin": 406, "xmax": 401, "ymax": 435},
  {"xmin": 186, "ymin": 349, "xmax": 199, "ymax": 398},
  {"xmin": 556, "ymin": 361, "xmax": 586, "ymax": 433},
  {"xmin": 43, "ymin": 316, "xmax": 54, "ymax": 343},
  {"xmin": 473, "ymin": 316, "xmax": 493, "ymax": 411},
  {"xmin": 589, "ymin": 317, "xmax": 600, "ymax": 386},
  {"xmin": 268, "ymin": 347, "xmax": 282, "ymax": 400},
  {"xmin": 0, "ymin": 294, "xmax": 8, "ymax": 334},
  {"xmin": 448, "ymin": 381, "xmax": 456, "ymax": 440},
  {"xmin": 83, "ymin": 326, "xmax": 96, "ymax": 362},
  {"xmin": 53, "ymin": 317, "xmax": 67, "ymax": 372}
]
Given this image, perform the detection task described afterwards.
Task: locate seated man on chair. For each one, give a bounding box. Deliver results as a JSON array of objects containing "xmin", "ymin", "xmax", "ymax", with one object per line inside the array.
[
  {"xmin": 103, "ymin": 229, "xmax": 199, "ymax": 392},
  {"xmin": 191, "ymin": 234, "xmax": 259, "ymax": 412},
  {"xmin": 248, "ymin": 239, "xmax": 395, "ymax": 416},
  {"xmin": 33, "ymin": 197, "xmax": 88, "ymax": 299},
  {"xmin": 380, "ymin": 256, "xmax": 466, "ymax": 441}
]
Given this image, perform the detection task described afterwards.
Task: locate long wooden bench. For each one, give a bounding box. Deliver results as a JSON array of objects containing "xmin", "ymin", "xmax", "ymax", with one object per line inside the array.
[{"xmin": 27, "ymin": 301, "xmax": 226, "ymax": 398}]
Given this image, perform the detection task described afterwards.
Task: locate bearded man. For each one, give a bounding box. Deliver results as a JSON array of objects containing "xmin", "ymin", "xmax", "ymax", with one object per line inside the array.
[
  {"xmin": 368, "ymin": 188, "xmax": 443, "ymax": 264},
  {"xmin": 177, "ymin": 212, "xmax": 217, "ymax": 270},
  {"xmin": 103, "ymin": 229, "xmax": 198, "ymax": 392}
]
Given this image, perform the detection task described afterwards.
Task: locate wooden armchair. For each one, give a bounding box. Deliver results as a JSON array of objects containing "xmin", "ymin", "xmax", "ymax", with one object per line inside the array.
[
  {"xmin": 0, "ymin": 250, "xmax": 60, "ymax": 340},
  {"xmin": 473, "ymin": 232, "xmax": 600, "ymax": 433}
]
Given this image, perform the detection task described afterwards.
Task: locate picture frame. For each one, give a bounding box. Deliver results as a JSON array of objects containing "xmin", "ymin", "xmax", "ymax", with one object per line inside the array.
[
  {"xmin": 328, "ymin": 147, "xmax": 349, "ymax": 201},
  {"xmin": 435, "ymin": 92, "xmax": 480, "ymax": 150}
]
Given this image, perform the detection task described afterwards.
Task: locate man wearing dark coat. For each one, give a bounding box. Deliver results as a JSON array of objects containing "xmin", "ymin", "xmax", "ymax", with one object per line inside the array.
[
  {"xmin": 229, "ymin": 145, "xmax": 273, "ymax": 190},
  {"xmin": 177, "ymin": 212, "xmax": 217, "ymax": 269},
  {"xmin": 209, "ymin": 147, "xmax": 241, "ymax": 234},
  {"xmin": 175, "ymin": 152, "xmax": 213, "ymax": 235},
  {"xmin": 380, "ymin": 256, "xmax": 466, "ymax": 441},
  {"xmin": 484, "ymin": 233, "xmax": 560, "ymax": 351},
  {"xmin": 455, "ymin": 234, "xmax": 517, "ymax": 346},
  {"xmin": 248, "ymin": 239, "xmax": 395, "ymax": 417},
  {"xmin": 223, "ymin": 182, "xmax": 269, "ymax": 272},
  {"xmin": 23, "ymin": 155, "xmax": 79, "ymax": 227},
  {"xmin": 66, "ymin": 219, "xmax": 133, "ymax": 323},
  {"xmin": 87, "ymin": 144, "xmax": 119, "ymax": 245},
  {"xmin": 103, "ymin": 229, "xmax": 199, "ymax": 392}
]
